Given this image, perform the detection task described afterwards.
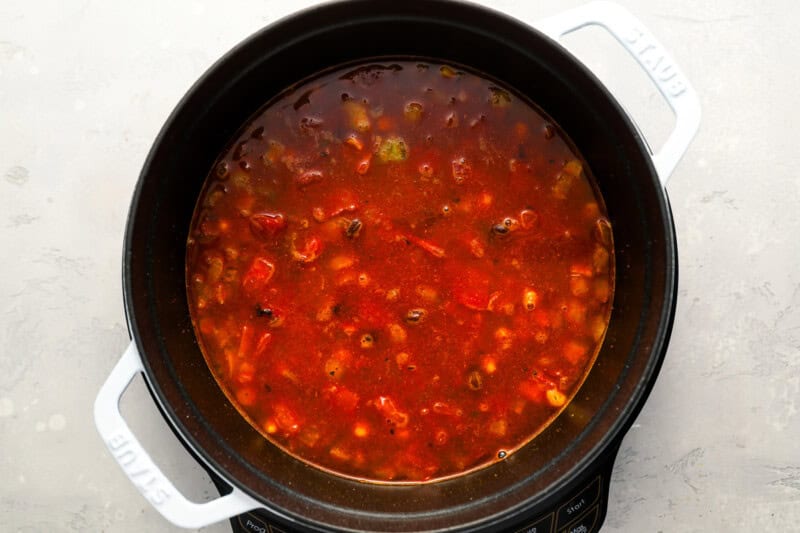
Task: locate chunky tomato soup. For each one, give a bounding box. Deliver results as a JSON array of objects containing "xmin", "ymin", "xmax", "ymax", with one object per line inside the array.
[{"xmin": 186, "ymin": 61, "xmax": 614, "ymax": 483}]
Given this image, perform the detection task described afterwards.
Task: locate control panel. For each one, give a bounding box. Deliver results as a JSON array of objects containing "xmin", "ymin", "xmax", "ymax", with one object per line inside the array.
[
  {"xmin": 229, "ymin": 475, "xmax": 606, "ymax": 533},
  {"xmin": 515, "ymin": 476, "xmax": 603, "ymax": 533}
]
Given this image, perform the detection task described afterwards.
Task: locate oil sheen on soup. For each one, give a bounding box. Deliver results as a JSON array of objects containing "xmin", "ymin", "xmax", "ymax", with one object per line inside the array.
[{"xmin": 186, "ymin": 60, "xmax": 614, "ymax": 483}]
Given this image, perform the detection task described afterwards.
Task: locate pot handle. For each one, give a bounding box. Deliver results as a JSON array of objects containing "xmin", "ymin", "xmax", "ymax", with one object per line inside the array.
[
  {"xmin": 94, "ymin": 342, "xmax": 261, "ymax": 529},
  {"xmin": 535, "ymin": 1, "xmax": 701, "ymax": 185}
]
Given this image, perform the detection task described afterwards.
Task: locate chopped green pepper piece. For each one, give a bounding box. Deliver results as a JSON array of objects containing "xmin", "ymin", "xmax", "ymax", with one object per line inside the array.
[{"xmin": 378, "ymin": 137, "xmax": 409, "ymax": 162}]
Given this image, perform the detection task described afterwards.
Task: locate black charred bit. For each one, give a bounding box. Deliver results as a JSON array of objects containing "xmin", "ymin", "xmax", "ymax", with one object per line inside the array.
[
  {"xmin": 492, "ymin": 223, "xmax": 510, "ymax": 236},
  {"xmin": 405, "ymin": 308, "xmax": 427, "ymax": 324},
  {"xmin": 255, "ymin": 304, "xmax": 274, "ymax": 318},
  {"xmin": 346, "ymin": 218, "xmax": 363, "ymax": 239}
]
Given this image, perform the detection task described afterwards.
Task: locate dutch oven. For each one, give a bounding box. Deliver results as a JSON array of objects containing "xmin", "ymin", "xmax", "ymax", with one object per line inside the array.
[{"xmin": 95, "ymin": 1, "xmax": 700, "ymax": 531}]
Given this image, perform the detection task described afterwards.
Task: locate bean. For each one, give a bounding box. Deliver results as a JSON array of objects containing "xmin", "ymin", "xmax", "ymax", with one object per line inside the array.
[
  {"xmin": 215, "ymin": 161, "xmax": 229, "ymax": 179},
  {"xmin": 346, "ymin": 218, "xmax": 363, "ymax": 239},
  {"xmin": 451, "ymin": 157, "xmax": 471, "ymax": 184},
  {"xmin": 492, "ymin": 223, "xmax": 509, "ymax": 235},
  {"xmin": 467, "ymin": 370, "xmax": 483, "ymax": 391},
  {"xmin": 404, "ymin": 101, "xmax": 423, "ymax": 122},
  {"xmin": 523, "ymin": 288, "xmax": 538, "ymax": 311},
  {"xmin": 255, "ymin": 304, "xmax": 273, "ymax": 318},
  {"xmin": 405, "ymin": 308, "xmax": 427, "ymax": 324},
  {"xmin": 360, "ymin": 333, "xmax": 375, "ymax": 349}
]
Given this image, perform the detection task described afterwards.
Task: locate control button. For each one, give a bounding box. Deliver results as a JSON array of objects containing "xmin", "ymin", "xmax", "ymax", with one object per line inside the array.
[
  {"xmin": 514, "ymin": 512, "xmax": 554, "ymax": 533},
  {"xmin": 556, "ymin": 476, "xmax": 600, "ymax": 528},
  {"xmin": 558, "ymin": 505, "xmax": 599, "ymax": 533},
  {"xmin": 237, "ymin": 513, "xmax": 270, "ymax": 533}
]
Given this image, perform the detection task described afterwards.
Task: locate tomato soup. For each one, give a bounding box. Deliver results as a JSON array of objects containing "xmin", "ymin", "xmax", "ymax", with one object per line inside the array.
[{"xmin": 186, "ymin": 61, "xmax": 614, "ymax": 483}]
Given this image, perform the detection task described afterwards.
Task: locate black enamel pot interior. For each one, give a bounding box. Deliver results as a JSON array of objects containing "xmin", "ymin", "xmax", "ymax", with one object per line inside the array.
[{"xmin": 122, "ymin": 0, "xmax": 677, "ymax": 531}]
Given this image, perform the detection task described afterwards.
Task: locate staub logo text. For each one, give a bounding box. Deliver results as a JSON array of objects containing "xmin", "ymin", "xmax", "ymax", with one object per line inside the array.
[
  {"xmin": 107, "ymin": 432, "xmax": 171, "ymax": 506},
  {"xmin": 624, "ymin": 26, "xmax": 687, "ymax": 97}
]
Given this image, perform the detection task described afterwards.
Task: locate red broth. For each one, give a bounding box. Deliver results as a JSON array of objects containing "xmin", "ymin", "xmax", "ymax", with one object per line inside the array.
[{"xmin": 186, "ymin": 61, "xmax": 614, "ymax": 483}]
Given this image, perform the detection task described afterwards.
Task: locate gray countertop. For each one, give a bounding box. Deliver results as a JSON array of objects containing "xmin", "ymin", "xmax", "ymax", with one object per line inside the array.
[{"xmin": 2, "ymin": 0, "xmax": 798, "ymax": 531}]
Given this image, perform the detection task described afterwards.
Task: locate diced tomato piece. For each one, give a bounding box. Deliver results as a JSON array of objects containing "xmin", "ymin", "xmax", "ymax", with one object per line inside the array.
[
  {"xmin": 237, "ymin": 361, "xmax": 255, "ymax": 384},
  {"xmin": 329, "ymin": 446, "xmax": 351, "ymax": 461},
  {"xmin": 468, "ymin": 236, "xmax": 485, "ymax": 258},
  {"xmin": 326, "ymin": 189, "xmax": 360, "ymax": 217},
  {"xmin": 518, "ymin": 380, "xmax": 545, "ymax": 402},
  {"xmin": 345, "ymin": 135, "xmax": 364, "ymax": 151},
  {"xmin": 563, "ymin": 341, "xmax": 588, "ymax": 364},
  {"xmin": 530, "ymin": 369, "xmax": 558, "ymax": 389},
  {"xmin": 432, "ymin": 401, "xmax": 463, "ymax": 417},
  {"xmin": 532, "ymin": 309, "xmax": 551, "ymax": 327},
  {"xmin": 295, "ymin": 169, "xmax": 323, "ymax": 187},
  {"xmin": 236, "ymin": 323, "xmax": 256, "ymax": 360},
  {"xmin": 519, "ymin": 209, "xmax": 538, "ymax": 229},
  {"xmin": 356, "ymin": 157, "xmax": 371, "ymax": 175},
  {"xmin": 254, "ymin": 332, "xmax": 272, "ymax": 358},
  {"xmin": 356, "ymin": 297, "xmax": 392, "ymax": 327},
  {"xmin": 401, "ymin": 234, "xmax": 446, "ymax": 258},
  {"xmin": 329, "ymin": 204, "xmax": 359, "ymax": 217},
  {"xmin": 249, "ymin": 212, "xmax": 286, "ymax": 238},
  {"xmin": 199, "ymin": 318, "xmax": 215, "ymax": 335},
  {"xmin": 241, "ymin": 257, "xmax": 275, "ymax": 294},
  {"xmin": 375, "ymin": 396, "xmax": 409, "ymax": 427},
  {"xmin": 451, "ymin": 268, "xmax": 490, "ymax": 310},
  {"xmin": 570, "ymin": 264, "xmax": 593, "ymax": 278},
  {"xmin": 332, "ymin": 387, "xmax": 360, "ymax": 412},
  {"xmin": 273, "ymin": 404, "xmax": 300, "ymax": 434},
  {"xmin": 236, "ymin": 387, "xmax": 257, "ymax": 406},
  {"xmin": 291, "ymin": 235, "xmax": 323, "ymax": 263}
]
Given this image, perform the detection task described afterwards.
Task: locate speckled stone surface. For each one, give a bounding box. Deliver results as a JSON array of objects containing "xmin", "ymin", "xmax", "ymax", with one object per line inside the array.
[{"xmin": 1, "ymin": 1, "xmax": 798, "ymax": 531}]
